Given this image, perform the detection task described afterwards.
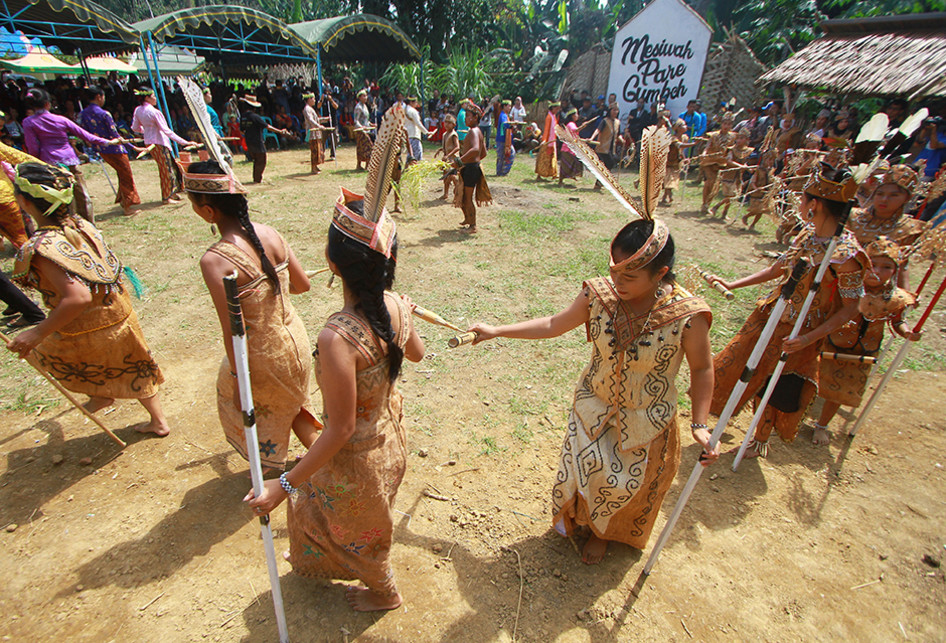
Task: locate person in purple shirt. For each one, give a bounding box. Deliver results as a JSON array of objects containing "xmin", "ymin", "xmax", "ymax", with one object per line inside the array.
[
  {"xmin": 22, "ymin": 87, "xmax": 121, "ymax": 223},
  {"xmin": 79, "ymin": 87, "xmax": 142, "ymax": 216}
]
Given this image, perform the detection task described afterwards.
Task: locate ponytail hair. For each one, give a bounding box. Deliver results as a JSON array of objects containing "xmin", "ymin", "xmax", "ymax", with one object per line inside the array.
[
  {"xmin": 186, "ymin": 160, "xmax": 279, "ymax": 291},
  {"xmin": 25, "ymin": 88, "xmax": 51, "ymax": 111},
  {"xmin": 327, "ymin": 224, "xmax": 402, "ymax": 381}
]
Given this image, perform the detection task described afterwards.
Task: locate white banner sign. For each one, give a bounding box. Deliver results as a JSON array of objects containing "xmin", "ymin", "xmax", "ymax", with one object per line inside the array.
[{"xmin": 608, "ymin": 0, "xmax": 712, "ymax": 119}]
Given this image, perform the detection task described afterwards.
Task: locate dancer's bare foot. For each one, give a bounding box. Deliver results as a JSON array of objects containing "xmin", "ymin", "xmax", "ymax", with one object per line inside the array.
[
  {"xmin": 812, "ymin": 425, "xmax": 831, "ymax": 446},
  {"xmin": 438, "ymin": 194, "xmax": 448, "ymax": 200},
  {"xmin": 123, "ymin": 208, "xmax": 141, "ymax": 217},
  {"xmin": 582, "ymin": 533, "xmax": 608, "ymax": 565},
  {"xmin": 729, "ymin": 442, "xmax": 763, "ymax": 459},
  {"xmin": 84, "ymin": 396, "xmax": 114, "ymax": 413},
  {"xmin": 345, "ymin": 586, "xmax": 402, "ymax": 612},
  {"xmin": 283, "ymin": 550, "xmax": 291, "ymax": 562},
  {"xmin": 467, "ymin": 226, "xmax": 477, "ymax": 234},
  {"xmin": 136, "ymin": 418, "xmax": 170, "ymax": 437}
]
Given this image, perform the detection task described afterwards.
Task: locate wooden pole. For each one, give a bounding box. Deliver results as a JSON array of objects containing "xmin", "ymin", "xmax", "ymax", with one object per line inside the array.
[{"xmin": 0, "ymin": 330, "xmax": 126, "ymax": 448}]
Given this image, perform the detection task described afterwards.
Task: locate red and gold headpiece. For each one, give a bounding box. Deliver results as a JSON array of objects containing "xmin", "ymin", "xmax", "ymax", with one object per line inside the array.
[{"xmin": 609, "ymin": 219, "xmax": 670, "ymax": 275}]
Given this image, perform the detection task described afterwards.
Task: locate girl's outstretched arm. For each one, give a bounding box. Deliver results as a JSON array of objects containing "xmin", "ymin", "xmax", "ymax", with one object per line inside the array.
[
  {"xmin": 469, "ymin": 287, "xmax": 592, "ymax": 343},
  {"xmin": 681, "ymin": 312, "xmax": 719, "ymax": 465}
]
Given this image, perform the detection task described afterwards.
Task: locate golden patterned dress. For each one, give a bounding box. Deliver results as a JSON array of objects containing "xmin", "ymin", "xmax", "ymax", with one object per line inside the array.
[
  {"xmin": 13, "ymin": 219, "xmax": 163, "ymax": 399},
  {"xmin": 287, "ymin": 292, "xmax": 411, "ymax": 597},
  {"xmin": 847, "ymin": 207, "xmax": 927, "ymax": 248},
  {"xmin": 701, "ymin": 130, "xmax": 736, "ymax": 203},
  {"xmin": 535, "ymin": 111, "xmax": 558, "ymax": 178},
  {"xmin": 718, "ymin": 144, "xmax": 753, "ymax": 198},
  {"xmin": 819, "ymin": 287, "xmax": 915, "ymax": 407},
  {"xmin": 552, "ymin": 278, "xmax": 711, "ymax": 549},
  {"xmin": 746, "ymin": 167, "xmax": 773, "ymax": 218},
  {"xmin": 711, "ymin": 228, "xmax": 868, "ymax": 446},
  {"xmin": 664, "ymin": 134, "xmax": 688, "ymax": 191},
  {"xmin": 206, "ymin": 237, "xmax": 315, "ymax": 470}
]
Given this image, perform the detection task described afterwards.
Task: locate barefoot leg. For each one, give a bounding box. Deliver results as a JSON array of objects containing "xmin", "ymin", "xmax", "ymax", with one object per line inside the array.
[
  {"xmin": 813, "ymin": 401, "xmax": 840, "ymax": 445},
  {"xmin": 84, "ymin": 396, "xmax": 115, "ymax": 414},
  {"xmin": 136, "ymin": 394, "xmax": 170, "ymax": 437},
  {"xmin": 582, "ymin": 532, "xmax": 609, "ymax": 565},
  {"xmin": 346, "ymin": 586, "xmax": 402, "ymax": 612}
]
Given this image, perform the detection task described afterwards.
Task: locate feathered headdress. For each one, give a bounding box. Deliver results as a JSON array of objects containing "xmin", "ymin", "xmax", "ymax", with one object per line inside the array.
[
  {"xmin": 176, "ymin": 76, "xmax": 245, "ymax": 194},
  {"xmin": 638, "ymin": 125, "xmax": 671, "ymax": 219},
  {"xmin": 332, "ymin": 104, "xmax": 405, "ymax": 258},
  {"xmin": 554, "ymin": 124, "xmax": 643, "ymax": 219}
]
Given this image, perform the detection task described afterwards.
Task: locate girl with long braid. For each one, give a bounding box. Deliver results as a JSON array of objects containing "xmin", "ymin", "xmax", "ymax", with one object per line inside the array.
[
  {"xmin": 5, "ymin": 163, "xmax": 169, "ymax": 436},
  {"xmin": 184, "ymin": 160, "xmax": 319, "ymax": 472},
  {"xmin": 246, "ymin": 105, "xmax": 425, "ymax": 612}
]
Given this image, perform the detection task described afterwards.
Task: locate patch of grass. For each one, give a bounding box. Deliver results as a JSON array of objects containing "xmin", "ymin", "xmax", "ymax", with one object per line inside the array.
[
  {"xmin": 497, "ymin": 208, "xmax": 603, "ymax": 237},
  {"xmin": 511, "ymin": 421, "xmax": 534, "ymax": 444},
  {"xmin": 4, "ymin": 391, "xmax": 60, "ymax": 414}
]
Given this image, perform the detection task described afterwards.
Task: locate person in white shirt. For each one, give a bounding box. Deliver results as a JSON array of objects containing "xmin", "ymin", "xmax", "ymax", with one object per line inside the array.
[
  {"xmin": 131, "ymin": 87, "xmax": 197, "ymax": 204},
  {"xmin": 404, "ymin": 96, "xmax": 427, "ymax": 162},
  {"xmin": 510, "ymin": 96, "xmax": 527, "ymax": 124}
]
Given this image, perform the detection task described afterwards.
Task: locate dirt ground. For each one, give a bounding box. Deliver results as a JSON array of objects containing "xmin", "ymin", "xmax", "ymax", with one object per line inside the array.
[{"xmin": 1, "ymin": 141, "xmax": 944, "ymax": 643}]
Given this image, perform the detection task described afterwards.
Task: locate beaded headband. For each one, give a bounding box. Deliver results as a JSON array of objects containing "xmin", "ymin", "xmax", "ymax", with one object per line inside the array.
[
  {"xmin": 302, "ymin": 92, "xmax": 316, "ymax": 101},
  {"xmin": 134, "ymin": 88, "xmax": 154, "ymax": 97},
  {"xmin": 877, "ymin": 164, "xmax": 918, "ymax": 195},
  {"xmin": 865, "ymin": 236, "xmax": 902, "ymax": 263},
  {"xmin": 610, "ymin": 219, "xmax": 669, "ymax": 276},
  {"xmin": 333, "ymin": 188, "xmax": 397, "ymax": 259},
  {"xmin": 178, "ymin": 161, "xmax": 247, "ymax": 195},
  {"xmin": 14, "ymin": 164, "xmax": 74, "ymax": 217}
]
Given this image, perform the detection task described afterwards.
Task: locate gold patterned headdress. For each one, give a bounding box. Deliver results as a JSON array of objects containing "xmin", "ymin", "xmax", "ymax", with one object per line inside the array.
[
  {"xmin": 331, "ymin": 104, "xmax": 405, "ymax": 258},
  {"xmin": 877, "ymin": 164, "xmax": 918, "ymax": 195},
  {"xmin": 179, "ymin": 164, "xmax": 247, "ymax": 194},
  {"xmin": 804, "ymin": 162, "xmax": 857, "ymax": 203},
  {"xmin": 865, "ymin": 236, "xmax": 902, "ymax": 263},
  {"xmin": 610, "ymin": 219, "xmax": 670, "ymax": 276}
]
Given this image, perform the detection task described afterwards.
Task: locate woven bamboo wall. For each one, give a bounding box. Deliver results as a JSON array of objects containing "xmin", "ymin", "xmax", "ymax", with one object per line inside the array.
[
  {"xmin": 698, "ymin": 31, "xmax": 767, "ymax": 110},
  {"xmin": 562, "ymin": 45, "xmax": 612, "ymax": 99}
]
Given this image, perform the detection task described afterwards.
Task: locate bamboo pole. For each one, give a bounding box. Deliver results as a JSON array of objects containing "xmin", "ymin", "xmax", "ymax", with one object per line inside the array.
[{"xmin": 0, "ymin": 330, "xmax": 126, "ymax": 448}]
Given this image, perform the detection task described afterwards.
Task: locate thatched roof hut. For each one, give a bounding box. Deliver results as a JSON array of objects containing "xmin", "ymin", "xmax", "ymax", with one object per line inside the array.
[{"xmin": 758, "ymin": 12, "xmax": 946, "ymax": 99}]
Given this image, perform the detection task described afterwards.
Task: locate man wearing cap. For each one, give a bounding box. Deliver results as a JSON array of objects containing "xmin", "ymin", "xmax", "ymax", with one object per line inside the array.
[
  {"xmin": 240, "ymin": 95, "xmax": 291, "ymax": 183},
  {"xmin": 132, "ymin": 87, "xmax": 198, "ymax": 204},
  {"xmin": 353, "ymin": 89, "xmax": 373, "ymax": 171},
  {"xmin": 302, "ymin": 92, "xmax": 325, "ymax": 174},
  {"xmin": 404, "ymin": 96, "xmax": 427, "ymax": 163}
]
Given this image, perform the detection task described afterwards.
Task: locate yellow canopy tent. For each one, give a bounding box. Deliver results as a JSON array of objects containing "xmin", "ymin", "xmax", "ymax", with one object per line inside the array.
[
  {"xmin": 0, "ymin": 49, "xmax": 78, "ymax": 74},
  {"xmin": 84, "ymin": 55, "xmax": 136, "ymax": 75}
]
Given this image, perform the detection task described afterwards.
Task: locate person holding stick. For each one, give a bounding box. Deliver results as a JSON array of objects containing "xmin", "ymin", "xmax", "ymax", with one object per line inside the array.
[
  {"xmin": 183, "ymin": 159, "xmax": 319, "ymax": 471},
  {"xmin": 244, "ymin": 105, "xmax": 425, "ymax": 611},
  {"xmin": 557, "ymin": 109, "xmax": 584, "ymax": 187},
  {"xmin": 5, "ymin": 162, "xmax": 169, "ymax": 436},
  {"xmin": 469, "ymin": 219, "xmax": 718, "ymax": 564},
  {"xmin": 302, "ymin": 92, "xmax": 325, "ymax": 175},
  {"xmin": 353, "ymin": 89, "xmax": 374, "ymax": 171},
  {"xmin": 742, "ymin": 149, "xmax": 776, "ymax": 230},
  {"xmin": 131, "ymin": 87, "xmax": 198, "ymax": 204},
  {"xmin": 699, "ymin": 111, "xmax": 736, "ymax": 214},
  {"xmin": 705, "ymin": 164, "xmax": 867, "ymax": 458},
  {"xmin": 660, "ymin": 119, "xmax": 694, "ymax": 207},
  {"xmin": 811, "ymin": 237, "xmax": 920, "ymax": 445},
  {"xmin": 709, "ymin": 127, "xmax": 753, "ymax": 221}
]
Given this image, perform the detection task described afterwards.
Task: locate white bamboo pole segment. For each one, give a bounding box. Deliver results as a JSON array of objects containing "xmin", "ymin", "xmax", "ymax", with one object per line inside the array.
[{"xmin": 223, "ymin": 272, "xmax": 290, "ymax": 643}]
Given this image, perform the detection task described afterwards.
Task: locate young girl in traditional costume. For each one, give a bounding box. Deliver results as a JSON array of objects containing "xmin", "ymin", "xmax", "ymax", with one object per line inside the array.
[
  {"xmin": 470, "ymin": 218, "xmax": 718, "ymax": 563},
  {"xmin": 435, "ymin": 114, "xmax": 459, "ymax": 201},
  {"xmin": 245, "ymin": 105, "xmax": 425, "ymax": 612},
  {"xmin": 184, "ymin": 160, "xmax": 319, "ymax": 471},
  {"xmin": 847, "ymin": 165, "xmax": 926, "ymax": 287},
  {"xmin": 710, "ymin": 127, "xmax": 753, "ymax": 221},
  {"xmin": 660, "ymin": 119, "xmax": 693, "ymax": 206},
  {"xmin": 535, "ymin": 103, "xmax": 560, "ymax": 180},
  {"xmin": 699, "ymin": 112, "xmax": 736, "ymax": 214},
  {"xmin": 812, "ymin": 237, "xmax": 920, "ymax": 445},
  {"xmin": 6, "ymin": 163, "xmax": 169, "ymax": 436},
  {"xmin": 707, "ymin": 164, "xmax": 868, "ymax": 458},
  {"xmin": 742, "ymin": 150, "xmax": 776, "ymax": 230}
]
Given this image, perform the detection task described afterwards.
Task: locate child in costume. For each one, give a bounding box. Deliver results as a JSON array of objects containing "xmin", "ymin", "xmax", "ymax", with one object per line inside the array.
[
  {"xmin": 6, "ymin": 163, "xmax": 169, "ymax": 436},
  {"xmin": 742, "ymin": 150, "xmax": 777, "ymax": 230},
  {"xmin": 245, "ymin": 105, "xmax": 425, "ymax": 612},
  {"xmin": 184, "ymin": 160, "xmax": 320, "ymax": 471},
  {"xmin": 707, "ymin": 163, "xmax": 868, "ymax": 458},
  {"xmin": 812, "ymin": 237, "xmax": 921, "ymax": 444},
  {"xmin": 710, "ymin": 127, "xmax": 753, "ymax": 221},
  {"xmin": 557, "ymin": 109, "xmax": 583, "ymax": 186},
  {"xmin": 660, "ymin": 119, "xmax": 694, "ymax": 206},
  {"xmin": 699, "ymin": 112, "xmax": 736, "ymax": 214},
  {"xmin": 470, "ymin": 218, "xmax": 718, "ymax": 563},
  {"xmin": 434, "ymin": 114, "xmax": 459, "ymax": 201}
]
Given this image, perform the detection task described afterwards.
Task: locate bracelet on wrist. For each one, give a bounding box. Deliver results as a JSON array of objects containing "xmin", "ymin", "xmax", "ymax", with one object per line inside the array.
[
  {"xmin": 690, "ymin": 423, "xmax": 708, "ymax": 431},
  {"xmin": 278, "ymin": 472, "xmax": 296, "ymax": 495}
]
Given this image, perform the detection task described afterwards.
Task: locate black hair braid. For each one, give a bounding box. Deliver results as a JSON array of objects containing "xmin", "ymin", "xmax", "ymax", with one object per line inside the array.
[
  {"xmin": 328, "ymin": 226, "xmax": 403, "ymax": 382},
  {"xmin": 233, "ymin": 197, "xmax": 280, "ymax": 290},
  {"xmin": 186, "ymin": 160, "xmax": 279, "ymax": 291}
]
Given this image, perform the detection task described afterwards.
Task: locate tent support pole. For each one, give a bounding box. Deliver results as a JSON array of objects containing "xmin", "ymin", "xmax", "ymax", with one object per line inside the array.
[
  {"xmin": 419, "ymin": 53, "xmax": 426, "ymax": 121},
  {"xmin": 146, "ymin": 31, "xmax": 177, "ymax": 156},
  {"xmin": 315, "ymin": 45, "xmax": 323, "ymax": 99}
]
